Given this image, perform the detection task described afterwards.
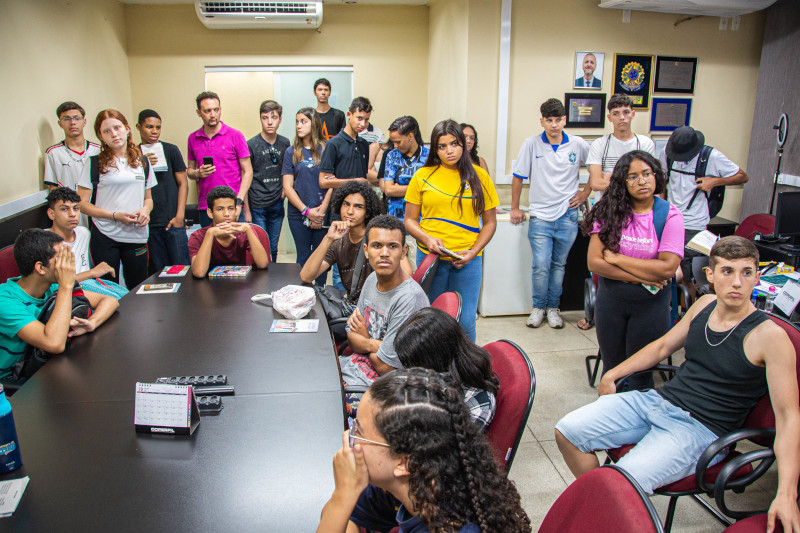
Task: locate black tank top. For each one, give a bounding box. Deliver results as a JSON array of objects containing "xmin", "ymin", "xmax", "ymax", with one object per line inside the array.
[{"xmin": 658, "ymin": 301, "xmax": 769, "ymax": 437}]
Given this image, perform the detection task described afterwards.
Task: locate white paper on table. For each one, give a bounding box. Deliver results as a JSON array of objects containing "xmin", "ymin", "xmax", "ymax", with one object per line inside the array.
[
  {"xmin": 775, "ymin": 280, "xmax": 800, "ymax": 317},
  {"xmin": 140, "ymin": 142, "xmax": 168, "ymax": 172},
  {"xmin": 0, "ymin": 476, "xmax": 30, "ymax": 517}
]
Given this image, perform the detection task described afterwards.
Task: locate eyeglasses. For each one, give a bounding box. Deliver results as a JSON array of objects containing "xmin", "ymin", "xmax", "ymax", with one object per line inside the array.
[
  {"xmin": 348, "ymin": 417, "xmax": 390, "ymax": 448},
  {"xmin": 626, "ymin": 171, "xmax": 654, "ymax": 184},
  {"xmin": 59, "ymin": 116, "xmax": 84, "ymax": 124}
]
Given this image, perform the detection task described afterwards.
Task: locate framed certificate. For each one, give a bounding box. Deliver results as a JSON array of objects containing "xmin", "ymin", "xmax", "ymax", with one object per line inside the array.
[
  {"xmin": 650, "ymin": 98, "xmax": 692, "ymax": 132},
  {"xmin": 654, "ymin": 56, "xmax": 698, "ymax": 94},
  {"xmin": 564, "ymin": 93, "xmax": 607, "ymax": 128},
  {"xmin": 612, "ymin": 54, "xmax": 653, "ymax": 110}
]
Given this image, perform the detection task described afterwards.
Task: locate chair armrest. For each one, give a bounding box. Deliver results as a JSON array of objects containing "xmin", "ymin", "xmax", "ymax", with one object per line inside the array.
[
  {"xmin": 695, "ymin": 427, "xmax": 776, "ymax": 493},
  {"xmin": 614, "ymin": 364, "xmax": 680, "ymax": 389},
  {"xmin": 713, "ymin": 448, "xmax": 776, "ymax": 520}
]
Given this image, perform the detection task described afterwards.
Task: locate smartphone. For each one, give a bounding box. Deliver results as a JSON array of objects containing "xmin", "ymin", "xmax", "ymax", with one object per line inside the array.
[
  {"xmin": 438, "ymin": 246, "xmax": 464, "ymax": 260},
  {"xmin": 203, "ymin": 156, "xmax": 213, "ymax": 167}
]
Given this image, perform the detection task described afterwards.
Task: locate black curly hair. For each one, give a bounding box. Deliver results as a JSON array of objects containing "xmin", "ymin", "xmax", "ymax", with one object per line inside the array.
[
  {"xmin": 581, "ymin": 150, "xmax": 666, "ymax": 252},
  {"xmin": 369, "ymin": 369, "xmax": 531, "ymax": 533},
  {"xmin": 331, "ymin": 180, "xmax": 381, "ymax": 225}
]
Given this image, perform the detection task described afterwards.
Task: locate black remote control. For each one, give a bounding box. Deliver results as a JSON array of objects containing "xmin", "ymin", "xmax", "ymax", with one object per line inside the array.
[{"xmin": 156, "ymin": 375, "xmax": 227, "ymax": 387}]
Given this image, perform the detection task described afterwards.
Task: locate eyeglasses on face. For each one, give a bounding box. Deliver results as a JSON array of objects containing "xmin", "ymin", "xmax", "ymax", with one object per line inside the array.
[
  {"xmin": 626, "ymin": 171, "xmax": 654, "ymax": 184},
  {"xmin": 348, "ymin": 417, "xmax": 391, "ymax": 448},
  {"xmin": 60, "ymin": 116, "xmax": 84, "ymax": 124}
]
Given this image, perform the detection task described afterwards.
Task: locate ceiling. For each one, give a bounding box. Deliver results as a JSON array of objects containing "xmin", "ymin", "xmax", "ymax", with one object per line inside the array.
[{"xmin": 118, "ymin": 0, "xmax": 430, "ymax": 5}]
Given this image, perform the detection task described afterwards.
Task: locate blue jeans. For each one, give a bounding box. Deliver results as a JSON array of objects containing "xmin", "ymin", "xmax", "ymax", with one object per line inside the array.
[
  {"xmin": 288, "ymin": 216, "xmax": 327, "ymax": 285},
  {"xmin": 250, "ymin": 200, "xmax": 285, "ymax": 262},
  {"xmin": 528, "ymin": 208, "xmax": 579, "ymax": 309},
  {"xmin": 417, "ymin": 252, "xmax": 482, "ymax": 342},
  {"xmin": 198, "ymin": 209, "xmax": 245, "ymax": 227},
  {"xmin": 555, "ymin": 389, "xmax": 725, "ymax": 494},
  {"xmin": 148, "ymin": 225, "xmax": 190, "ymax": 272}
]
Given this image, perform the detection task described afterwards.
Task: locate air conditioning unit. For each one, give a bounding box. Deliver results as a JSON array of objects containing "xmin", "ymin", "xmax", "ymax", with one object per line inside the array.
[
  {"xmin": 598, "ymin": 0, "xmax": 777, "ymax": 17},
  {"xmin": 195, "ymin": 1, "xmax": 323, "ymax": 29}
]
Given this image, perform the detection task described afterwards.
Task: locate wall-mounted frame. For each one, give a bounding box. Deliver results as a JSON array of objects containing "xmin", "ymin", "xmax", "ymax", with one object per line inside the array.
[
  {"xmin": 565, "ymin": 92, "xmax": 607, "ymax": 128},
  {"xmin": 613, "ymin": 53, "xmax": 653, "ymax": 109},
  {"xmin": 650, "ymin": 98, "xmax": 692, "ymax": 132},
  {"xmin": 653, "ymin": 56, "xmax": 697, "ymax": 94},
  {"xmin": 574, "ymin": 51, "xmax": 604, "ymax": 90}
]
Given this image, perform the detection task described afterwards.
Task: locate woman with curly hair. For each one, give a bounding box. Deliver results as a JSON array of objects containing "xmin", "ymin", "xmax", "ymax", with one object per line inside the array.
[
  {"xmin": 395, "ymin": 307, "xmax": 499, "ymax": 431},
  {"xmin": 404, "ymin": 120, "xmax": 499, "ymax": 342},
  {"xmin": 581, "ymin": 150, "xmax": 684, "ymax": 390},
  {"xmin": 317, "ymin": 368, "xmax": 531, "ymax": 533},
  {"xmin": 78, "ymin": 109, "xmax": 156, "ymax": 289}
]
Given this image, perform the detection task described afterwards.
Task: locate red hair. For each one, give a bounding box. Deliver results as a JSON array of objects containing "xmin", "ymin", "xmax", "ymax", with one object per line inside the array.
[{"xmin": 93, "ymin": 109, "xmax": 143, "ymax": 175}]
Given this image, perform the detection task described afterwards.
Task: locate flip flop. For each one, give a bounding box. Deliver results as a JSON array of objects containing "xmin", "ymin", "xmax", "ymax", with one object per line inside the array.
[{"xmin": 577, "ymin": 317, "xmax": 594, "ymax": 330}]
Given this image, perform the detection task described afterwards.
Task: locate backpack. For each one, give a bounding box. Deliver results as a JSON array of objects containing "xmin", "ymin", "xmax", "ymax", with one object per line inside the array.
[
  {"xmin": 666, "ymin": 145, "xmax": 723, "ymax": 218},
  {"xmin": 8, "ymin": 282, "xmax": 93, "ymax": 383},
  {"xmin": 653, "ymin": 196, "xmax": 670, "ymax": 243},
  {"xmin": 89, "ymin": 154, "xmax": 151, "ymax": 225}
]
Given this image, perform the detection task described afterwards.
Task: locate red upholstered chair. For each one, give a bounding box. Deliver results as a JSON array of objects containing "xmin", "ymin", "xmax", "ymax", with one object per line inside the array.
[
  {"xmin": 734, "ymin": 214, "xmax": 776, "ymax": 241},
  {"xmin": 0, "ymin": 245, "xmax": 19, "ymax": 283},
  {"xmin": 605, "ymin": 312, "xmax": 800, "ymax": 532},
  {"xmin": 431, "ymin": 291, "xmax": 461, "ymax": 322},
  {"xmin": 483, "ymin": 340, "xmax": 535, "ymax": 472},
  {"xmin": 539, "ymin": 465, "xmax": 664, "ymax": 533},
  {"xmin": 245, "ymin": 224, "xmax": 271, "ymax": 265},
  {"xmin": 411, "ymin": 252, "xmax": 439, "ymax": 294},
  {"xmin": 723, "ymin": 514, "xmax": 784, "ymax": 533}
]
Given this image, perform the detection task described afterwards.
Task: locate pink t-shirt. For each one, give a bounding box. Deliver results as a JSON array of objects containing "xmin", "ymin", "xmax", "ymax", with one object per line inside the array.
[
  {"xmin": 187, "ymin": 122, "xmax": 250, "ymax": 209},
  {"xmin": 592, "ymin": 204, "xmax": 685, "ymax": 260}
]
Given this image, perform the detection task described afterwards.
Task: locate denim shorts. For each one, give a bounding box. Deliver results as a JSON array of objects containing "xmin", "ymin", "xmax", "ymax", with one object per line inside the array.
[{"xmin": 555, "ymin": 389, "xmax": 725, "ymax": 494}]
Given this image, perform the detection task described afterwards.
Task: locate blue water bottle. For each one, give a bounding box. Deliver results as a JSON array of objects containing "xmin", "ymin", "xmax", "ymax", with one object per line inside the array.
[{"xmin": 0, "ymin": 385, "xmax": 22, "ymax": 473}]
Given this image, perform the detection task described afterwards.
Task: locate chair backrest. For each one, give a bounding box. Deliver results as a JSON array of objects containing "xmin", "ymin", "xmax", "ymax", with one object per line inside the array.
[
  {"xmin": 245, "ymin": 224, "xmax": 271, "ymax": 265},
  {"xmin": 539, "ymin": 465, "xmax": 664, "ymax": 533},
  {"xmin": 411, "ymin": 253, "xmax": 439, "ymax": 294},
  {"xmin": 734, "ymin": 214, "xmax": 775, "ymax": 241},
  {"xmin": 483, "ymin": 339, "xmax": 535, "ymax": 472},
  {"xmin": 745, "ymin": 312, "xmax": 800, "ymax": 435},
  {"xmin": 431, "ymin": 291, "xmax": 461, "ymax": 322},
  {"xmin": 0, "ymin": 245, "xmax": 19, "ymax": 283}
]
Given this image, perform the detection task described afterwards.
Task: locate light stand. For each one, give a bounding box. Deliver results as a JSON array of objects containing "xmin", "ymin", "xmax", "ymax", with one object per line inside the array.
[{"xmin": 769, "ymin": 113, "xmax": 789, "ymax": 215}]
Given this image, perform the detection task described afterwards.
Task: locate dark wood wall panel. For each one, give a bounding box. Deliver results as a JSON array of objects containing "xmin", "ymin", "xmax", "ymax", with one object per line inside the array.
[{"xmin": 742, "ymin": 0, "xmax": 800, "ymax": 219}]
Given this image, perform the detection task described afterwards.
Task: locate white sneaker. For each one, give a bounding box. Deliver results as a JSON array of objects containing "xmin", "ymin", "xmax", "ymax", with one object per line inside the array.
[
  {"xmin": 526, "ymin": 308, "xmax": 545, "ymax": 328},
  {"xmin": 546, "ymin": 308, "xmax": 564, "ymax": 329}
]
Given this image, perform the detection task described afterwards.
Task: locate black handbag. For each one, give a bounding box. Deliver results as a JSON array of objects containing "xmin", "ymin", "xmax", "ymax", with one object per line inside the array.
[{"xmin": 315, "ymin": 235, "xmax": 368, "ymax": 323}]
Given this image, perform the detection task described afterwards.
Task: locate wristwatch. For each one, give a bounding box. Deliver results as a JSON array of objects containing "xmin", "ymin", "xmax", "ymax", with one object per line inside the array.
[{"xmin": 235, "ymin": 198, "xmax": 244, "ymax": 206}]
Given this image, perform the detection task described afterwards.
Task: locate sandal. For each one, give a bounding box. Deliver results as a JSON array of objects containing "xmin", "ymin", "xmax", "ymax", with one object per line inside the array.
[{"xmin": 577, "ymin": 317, "xmax": 594, "ymax": 330}]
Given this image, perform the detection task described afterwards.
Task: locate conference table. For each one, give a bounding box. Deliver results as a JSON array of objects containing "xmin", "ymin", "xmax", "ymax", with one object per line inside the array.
[{"xmin": 0, "ymin": 264, "xmax": 344, "ymax": 532}]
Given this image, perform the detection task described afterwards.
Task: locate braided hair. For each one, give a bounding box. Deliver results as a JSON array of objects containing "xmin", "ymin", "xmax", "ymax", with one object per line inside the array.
[
  {"xmin": 369, "ymin": 369, "xmax": 531, "ymax": 533},
  {"xmin": 581, "ymin": 150, "xmax": 666, "ymax": 252}
]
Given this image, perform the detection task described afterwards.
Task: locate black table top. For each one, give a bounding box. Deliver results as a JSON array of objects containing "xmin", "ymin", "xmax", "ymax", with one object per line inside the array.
[
  {"xmin": 1, "ymin": 393, "xmax": 342, "ymax": 532},
  {"xmin": 11, "ymin": 264, "xmax": 342, "ymax": 404},
  {"xmin": 1, "ymin": 263, "xmax": 344, "ymax": 530}
]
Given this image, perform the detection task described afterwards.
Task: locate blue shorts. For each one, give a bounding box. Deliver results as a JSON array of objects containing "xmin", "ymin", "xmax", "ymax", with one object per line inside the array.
[{"xmin": 555, "ymin": 389, "xmax": 725, "ymax": 494}]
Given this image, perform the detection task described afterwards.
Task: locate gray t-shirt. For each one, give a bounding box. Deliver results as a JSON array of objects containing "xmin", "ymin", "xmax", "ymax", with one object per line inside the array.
[{"xmin": 339, "ymin": 274, "xmax": 429, "ymax": 386}]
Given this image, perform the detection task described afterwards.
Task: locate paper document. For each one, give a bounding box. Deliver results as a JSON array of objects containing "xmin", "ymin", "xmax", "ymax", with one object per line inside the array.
[
  {"xmin": 0, "ymin": 477, "xmax": 29, "ymax": 518},
  {"xmin": 136, "ymin": 283, "xmax": 180, "ymax": 294},
  {"xmin": 140, "ymin": 142, "xmax": 168, "ymax": 172},
  {"xmin": 270, "ymin": 319, "xmax": 320, "ymax": 333}
]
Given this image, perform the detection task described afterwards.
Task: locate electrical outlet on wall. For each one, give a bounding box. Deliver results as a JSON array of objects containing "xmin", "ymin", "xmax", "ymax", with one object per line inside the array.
[
  {"xmin": 731, "ymin": 15, "xmax": 741, "ymax": 30},
  {"xmin": 622, "ymin": 9, "xmax": 630, "ymax": 23},
  {"xmin": 719, "ymin": 17, "xmax": 729, "ymax": 30}
]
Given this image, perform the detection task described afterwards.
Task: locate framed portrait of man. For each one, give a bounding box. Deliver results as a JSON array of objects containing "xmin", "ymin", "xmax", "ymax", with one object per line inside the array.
[{"xmin": 574, "ymin": 51, "xmax": 604, "ymax": 90}]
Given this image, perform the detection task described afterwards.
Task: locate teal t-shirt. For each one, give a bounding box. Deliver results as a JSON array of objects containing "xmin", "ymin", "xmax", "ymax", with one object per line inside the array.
[{"xmin": 0, "ymin": 277, "xmax": 58, "ymax": 377}]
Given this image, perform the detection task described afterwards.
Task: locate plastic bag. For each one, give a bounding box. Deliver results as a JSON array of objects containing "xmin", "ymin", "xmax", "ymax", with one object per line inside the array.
[{"xmin": 253, "ymin": 285, "xmax": 316, "ymax": 319}]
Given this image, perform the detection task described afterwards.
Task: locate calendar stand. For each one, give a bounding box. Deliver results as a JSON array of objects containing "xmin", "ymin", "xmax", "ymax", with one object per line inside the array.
[{"xmin": 134, "ymin": 382, "xmax": 201, "ymax": 435}]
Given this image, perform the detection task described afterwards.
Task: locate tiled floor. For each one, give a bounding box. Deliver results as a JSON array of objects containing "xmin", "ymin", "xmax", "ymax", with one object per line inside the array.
[{"xmin": 476, "ymin": 309, "xmax": 778, "ymax": 532}]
